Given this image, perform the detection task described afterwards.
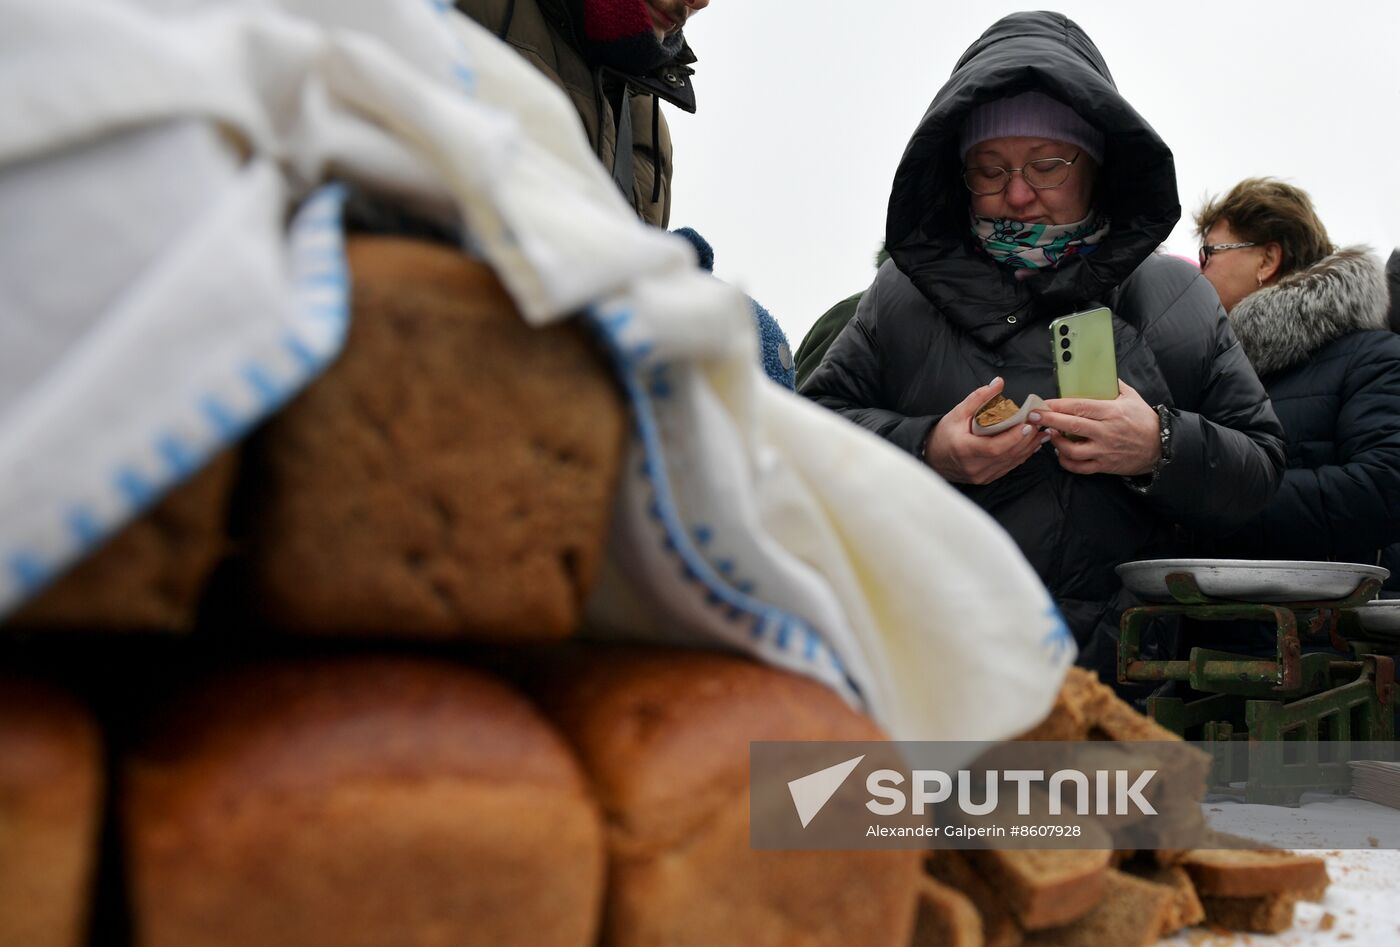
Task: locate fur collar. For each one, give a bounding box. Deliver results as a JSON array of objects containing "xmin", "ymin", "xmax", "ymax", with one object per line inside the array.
[{"xmin": 1229, "ymin": 246, "xmax": 1389, "ymax": 377}]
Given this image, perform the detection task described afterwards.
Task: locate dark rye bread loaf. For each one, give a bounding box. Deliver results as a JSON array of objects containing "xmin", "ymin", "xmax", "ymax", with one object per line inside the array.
[
  {"xmin": 533, "ymin": 647, "xmax": 923, "ymax": 947},
  {"xmin": 123, "ymin": 657, "xmax": 605, "ymax": 947},
  {"xmin": 0, "ymin": 677, "xmax": 104, "ymax": 947},
  {"xmin": 6, "ymin": 450, "xmax": 237, "ymax": 633},
  {"xmin": 245, "ymin": 237, "xmax": 626, "ymax": 640}
]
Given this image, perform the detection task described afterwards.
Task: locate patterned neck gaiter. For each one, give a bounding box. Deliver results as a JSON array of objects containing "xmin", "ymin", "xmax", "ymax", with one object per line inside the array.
[
  {"xmin": 577, "ymin": 0, "xmax": 685, "ymax": 74},
  {"xmin": 971, "ymin": 211, "xmax": 1110, "ymax": 270}
]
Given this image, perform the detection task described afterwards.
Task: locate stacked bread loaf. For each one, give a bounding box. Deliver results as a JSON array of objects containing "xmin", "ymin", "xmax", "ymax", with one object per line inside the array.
[
  {"xmin": 244, "ymin": 238, "xmax": 629, "ymax": 640},
  {"xmin": 0, "ymin": 237, "xmax": 923, "ymax": 945},
  {"xmin": 909, "ymin": 669, "xmax": 1331, "ymax": 945},
  {"xmin": 0, "ymin": 678, "xmax": 103, "ymax": 947},
  {"xmin": 116, "ymin": 649, "xmax": 923, "ymax": 947}
]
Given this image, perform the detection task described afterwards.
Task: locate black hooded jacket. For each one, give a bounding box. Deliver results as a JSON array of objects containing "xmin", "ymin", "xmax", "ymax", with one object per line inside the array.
[{"xmin": 801, "ymin": 13, "xmax": 1285, "ymax": 664}]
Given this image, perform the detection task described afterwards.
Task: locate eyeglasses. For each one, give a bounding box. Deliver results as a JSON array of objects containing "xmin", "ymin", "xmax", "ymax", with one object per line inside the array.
[
  {"xmin": 961, "ymin": 153, "xmax": 1082, "ymax": 196},
  {"xmin": 1198, "ymin": 241, "xmax": 1257, "ymax": 269}
]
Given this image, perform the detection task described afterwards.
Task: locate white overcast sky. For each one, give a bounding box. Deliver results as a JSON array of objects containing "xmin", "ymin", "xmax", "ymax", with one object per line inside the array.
[{"xmin": 667, "ymin": 1, "xmax": 1400, "ymax": 346}]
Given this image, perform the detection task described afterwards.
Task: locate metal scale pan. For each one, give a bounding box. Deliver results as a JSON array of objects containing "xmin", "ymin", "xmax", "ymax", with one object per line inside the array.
[
  {"xmin": 1355, "ymin": 600, "xmax": 1400, "ymax": 641},
  {"xmin": 1115, "ymin": 559, "xmax": 1389, "ymax": 605}
]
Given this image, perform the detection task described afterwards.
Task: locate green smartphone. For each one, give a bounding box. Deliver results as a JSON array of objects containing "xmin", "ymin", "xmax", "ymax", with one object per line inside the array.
[{"xmin": 1049, "ymin": 307, "xmax": 1118, "ymax": 400}]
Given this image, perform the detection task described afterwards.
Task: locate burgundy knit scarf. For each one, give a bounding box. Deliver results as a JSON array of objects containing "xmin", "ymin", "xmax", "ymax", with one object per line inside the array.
[{"xmin": 576, "ymin": 0, "xmax": 684, "ymax": 73}]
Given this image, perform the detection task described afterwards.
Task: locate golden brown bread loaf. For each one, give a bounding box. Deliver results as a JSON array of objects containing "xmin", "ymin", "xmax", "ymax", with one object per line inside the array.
[
  {"xmin": 534, "ymin": 647, "xmax": 922, "ymax": 947},
  {"xmin": 6, "ymin": 451, "xmax": 237, "ymax": 633},
  {"xmin": 0, "ymin": 677, "xmax": 104, "ymax": 947},
  {"xmin": 123, "ymin": 657, "xmax": 605, "ymax": 947},
  {"xmin": 245, "ymin": 237, "xmax": 626, "ymax": 640}
]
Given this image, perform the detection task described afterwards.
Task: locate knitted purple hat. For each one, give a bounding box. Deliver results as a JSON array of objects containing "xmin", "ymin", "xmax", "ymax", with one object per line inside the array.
[{"xmin": 959, "ymin": 91, "xmax": 1104, "ymax": 164}]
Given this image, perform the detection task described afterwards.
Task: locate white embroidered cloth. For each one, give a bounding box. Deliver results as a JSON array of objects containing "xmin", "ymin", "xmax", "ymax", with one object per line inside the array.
[{"xmin": 0, "ymin": 0, "xmax": 1073, "ymax": 741}]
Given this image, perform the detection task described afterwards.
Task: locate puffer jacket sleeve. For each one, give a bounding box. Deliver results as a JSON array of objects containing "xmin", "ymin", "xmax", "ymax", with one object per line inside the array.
[
  {"xmin": 799, "ymin": 280, "xmax": 940, "ymax": 458},
  {"xmin": 1223, "ymin": 336, "xmax": 1400, "ymax": 560},
  {"xmin": 1133, "ymin": 276, "xmax": 1286, "ymax": 529}
]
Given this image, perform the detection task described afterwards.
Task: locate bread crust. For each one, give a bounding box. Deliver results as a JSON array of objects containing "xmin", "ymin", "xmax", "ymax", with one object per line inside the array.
[
  {"xmin": 534, "ymin": 647, "xmax": 923, "ymax": 947},
  {"xmin": 968, "ymin": 849, "xmax": 1110, "ymax": 931},
  {"xmin": 247, "ymin": 237, "xmax": 626, "ymax": 641},
  {"xmin": 124, "ymin": 657, "xmax": 605, "ymax": 947},
  {"xmin": 1181, "ymin": 848, "xmax": 1329, "ymax": 898},
  {"xmin": 1022, "ymin": 870, "xmax": 1174, "ymax": 947},
  {"xmin": 7, "ymin": 451, "xmax": 236, "ymax": 633},
  {"xmin": 912, "ymin": 876, "xmax": 984, "ymax": 947},
  {"xmin": 0, "ymin": 677, "xmax": 104, "ymax": 947}
]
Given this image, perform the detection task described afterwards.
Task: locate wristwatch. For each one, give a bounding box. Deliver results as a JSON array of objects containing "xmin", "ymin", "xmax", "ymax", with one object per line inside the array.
[{"xmin": 1125, "ymin": 404, "xmax": 1174, "ymax": 493}]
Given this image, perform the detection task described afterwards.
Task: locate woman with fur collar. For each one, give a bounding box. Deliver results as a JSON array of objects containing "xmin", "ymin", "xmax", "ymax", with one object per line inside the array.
[{"xmin": 1196, "ymin": 179, "xmax": 1400, "ymax": 592}]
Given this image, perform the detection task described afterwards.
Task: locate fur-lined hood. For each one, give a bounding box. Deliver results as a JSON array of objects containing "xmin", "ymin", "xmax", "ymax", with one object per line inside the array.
[{"xmin": 1229, "ymin": 246, "xmax": 1389, "ymax": 377}]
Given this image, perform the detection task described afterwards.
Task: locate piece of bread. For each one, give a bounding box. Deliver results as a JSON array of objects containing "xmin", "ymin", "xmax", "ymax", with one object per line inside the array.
[
  {"xmin": 1180, "ymin": 848, "xmax": 1329, "ymax": 898},
  {"xmin": 1122, "ymin": 864, "xmax": 1205, "ymax": 935},
  {"xmin": 6, "ymin": 451, "xmax": 236, "ymax": 633},
  {"xmin": 0, "ymin": 677, "xmax": 104, "ymax": 947},
  {"xmin": 124, "ymin": 657, "xmax": 605, "ymax": 947},
  {"xmin": 966, "ymin": 848, "xmax": 1111, "ymax": 931},
  {"xmin": 925, "ymin": 852, "xmax": 1023, "ymax": 947},
  {"xmin": 533, "ymin": 647, "xmax": 922, "ymax": 947},
  {"xmin": 1016, "ymin": 669, "xmax": 1112, "ymax": 742},
  {"xmin": 245, "ymin": 237, "xmax": 626, "ymax": 640},
  {"xmin": 911, "ymin": 876, "xmax": 984, "ymax": 947},
  {"xmin": 1088, "ymin": 694, "xmax": 1182, "ymax": 743},
  {"xmin": 975, "ymin": 395, "xmax": 1020, "ymax": 427},
  {"xmin": 1199, "ymin": 892, "xmax": 1299, "ymax": 934},
  {"xmin": 1022, "ymin": 870, "xmax": 1174, "ymax": 947}
]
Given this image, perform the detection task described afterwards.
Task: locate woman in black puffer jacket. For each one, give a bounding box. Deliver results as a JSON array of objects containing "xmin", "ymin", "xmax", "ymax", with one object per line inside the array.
[
  {"xmin": 1196, "ymin": 180, "xmax": 1400, "ymax": 596},
  {"xmin": 802, "ymin": 12, "xmax": 1285, "ymax": 686}
]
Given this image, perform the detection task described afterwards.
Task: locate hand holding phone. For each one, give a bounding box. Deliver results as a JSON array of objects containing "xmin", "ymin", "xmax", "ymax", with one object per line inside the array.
[
  {"xmin": 1041, "ymin": 307, "xmax": 1162, "ymax": 476},
  {"xmin": 1038, "ymin": 378, "xmax": 1163, "ymax": 477}
]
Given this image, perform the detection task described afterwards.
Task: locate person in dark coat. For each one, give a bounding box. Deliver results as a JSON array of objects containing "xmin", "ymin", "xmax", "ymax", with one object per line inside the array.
[
  {"xmin": 794, "ymin": 246, "xmax": 889, "ymax": 389},
  {"xmin": 455, "ymin": 0, "xmax": 709, "ymax": 227},
  {"xmin": 1387, "ymin": 248, "xmax": 1400, "ymax": 591},
  {"xmin": 1195, "ymin": 180, "xmax": 1400, "ymax": 596},
  {"xmin": 800, "ymin": 12, "xmax": 1285, "ymax": 686}
]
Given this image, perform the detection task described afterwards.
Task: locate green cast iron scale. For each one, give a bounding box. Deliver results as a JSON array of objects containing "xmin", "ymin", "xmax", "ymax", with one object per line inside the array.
[{"xmin": 1117, "ymin": 572, "xmax": 1396, "ymax": 805}]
